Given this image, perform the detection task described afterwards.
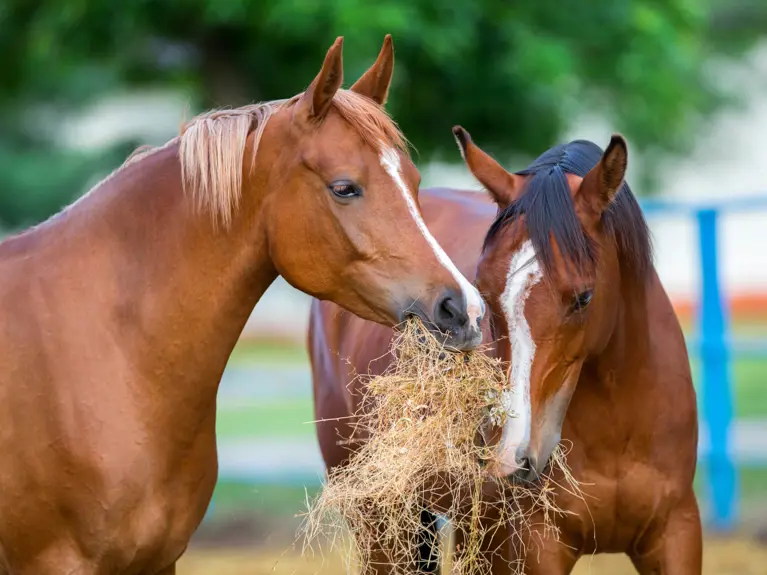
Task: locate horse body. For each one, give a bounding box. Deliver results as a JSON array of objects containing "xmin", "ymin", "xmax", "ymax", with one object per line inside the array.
[
  {"xmin": 0, "ymin": 37, "xmax": 486, "ymax": 574},
  {"xmin": 310, "ymin": 179, "xmax": 701, "ymax": 573},
  {"xmin": 499, "ymin": 270, "xmax": 700, "ymax": 570},
  {"xmin": 0, "ymin": 144, "xmax": 230, "ymax": 574}
]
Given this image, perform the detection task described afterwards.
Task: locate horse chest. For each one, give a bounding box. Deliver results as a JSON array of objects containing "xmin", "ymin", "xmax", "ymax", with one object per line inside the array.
[
  {"xmin": 554, "ymin": 453, "xmax": 682, "ymax": 554},
  {"xmin": 116, "ymin": 484, "xmax": 214, "ymax": 572},
  {"xmin": 0, "ymin": 415, "xmax": 218, "ymax": 574},
  {"xmin": 90, "ymin": 438, "xmax": 219, "ymax": 571},
  {"xmin": 555, "ymin": 369, "xmax": 696, "ymax": 552}
]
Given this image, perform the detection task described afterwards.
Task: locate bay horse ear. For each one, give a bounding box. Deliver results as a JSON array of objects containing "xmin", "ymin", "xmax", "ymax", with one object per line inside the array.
[
  {"xmin": 452, "ymin": 126, "xmax": 524, "ymax": 209},
  {"xmin": 350, "ymin": 35, "xmax": 394, "ymax": 105},
  {"xmin": 294, "ymin": 37, "xmax": 344, "ymax": 126},
  {"xmin": 578, "ymin": 134, "xmax": 628, "ymax": 221}
]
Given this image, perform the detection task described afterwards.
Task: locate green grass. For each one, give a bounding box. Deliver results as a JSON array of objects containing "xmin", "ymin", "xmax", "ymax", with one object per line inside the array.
[
  {"xmin": 693, "ymin": 466, "xmax": 767, "ymax": 524},
  {"xmin": 732, "ymin": 360, "xmax": 767, "ymax": 419},
  {"xmin": 694, "ymin": 466, "xmax": 767, "ymax": 502},
  {"xmin": 690, "ymin": 358, "xmax": 767, "ymax": 420},
  {"xmin": 217, "ymin": 399, "xmax": 316, "ymax": 439},
  {"xmin": 210, "ymin": 481, "xmax": 321, "ymax": 517},
  {"xmin": 689, "ymin": 319, "xmax": 767, "ymax": 419},
  {"xmin": 689, "ymin": 358, "xmax": 767, "ymax": 419},
  {"xmin": 228, "ymin": 339, "xmax": 309, "ymax": 366}
]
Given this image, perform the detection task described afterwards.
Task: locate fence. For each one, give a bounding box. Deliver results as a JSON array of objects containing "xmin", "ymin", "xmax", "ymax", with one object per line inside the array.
[{"xmin": 641, "ymin": 195, "xmax": 767, "ymax": 531}]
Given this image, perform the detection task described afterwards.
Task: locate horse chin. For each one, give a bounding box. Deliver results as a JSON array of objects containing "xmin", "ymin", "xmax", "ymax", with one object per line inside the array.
[
  {"xmin": 476, "ymin": 431, "xmax": 558, "ymax": 486},
  {"xmin": 417, "ymin": 318, "xmax": 483, "ymax": 352},
  {"xmin": 507, "ymin": 443, "xmax": 559, "ymax": 486},
  {"xmin": 507, "ymin": 459, "xmax": 551, "ymax": 487},
  {"xmin": 442, "ymin": 324, "xmax": 483, "ymax": 352}
]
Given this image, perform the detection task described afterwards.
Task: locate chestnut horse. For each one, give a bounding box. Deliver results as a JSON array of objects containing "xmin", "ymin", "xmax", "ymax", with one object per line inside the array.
[
  {"xmin": 0, "ymin": 37, "xmax": 484, "ymax": 575},
  {"xmin": 309, "ymin": 131, "xmax": 700, "ymax": 573}
]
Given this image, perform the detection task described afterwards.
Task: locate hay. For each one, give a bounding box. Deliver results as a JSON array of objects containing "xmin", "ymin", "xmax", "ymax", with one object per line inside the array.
[{"xmin": 302, "ymin": 318, "xmax": 584, "ymax": 574}]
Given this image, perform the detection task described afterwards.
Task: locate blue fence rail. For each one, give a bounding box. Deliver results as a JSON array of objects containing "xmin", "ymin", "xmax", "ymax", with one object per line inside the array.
[{"xmin": 640, "ymin": 196, "xmax": 767, "ymax": 531}]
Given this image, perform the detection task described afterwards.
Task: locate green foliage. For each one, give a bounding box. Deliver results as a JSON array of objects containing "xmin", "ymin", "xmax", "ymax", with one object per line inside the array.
[
  {"xmin": 0, "ymin": 0, "xmax": 762, "ymax": 226},
  {"xmin": 0, "ymin": 123, "xmax": 134, "ymax": 228}
]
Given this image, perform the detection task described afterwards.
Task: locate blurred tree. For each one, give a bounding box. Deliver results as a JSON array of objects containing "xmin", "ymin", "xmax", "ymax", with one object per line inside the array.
[
  {"xmin": 709, "ymin": 0, "xmax": 767, "ymax": 53},
  {"xmin": 0, "ymin": 0, "xmax": 763, "ymax": 226}
]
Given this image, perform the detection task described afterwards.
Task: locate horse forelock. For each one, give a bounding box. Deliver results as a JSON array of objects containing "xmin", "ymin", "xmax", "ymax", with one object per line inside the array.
[
  {"xmin": 482, "ymin": 140, "xmax": 653, "ymax": 284},
  {"xmin": 330, "ymin": 89, "xmax": 409, "ymax": 155},
  {"xmin": 177, "ymin": 89, "xmax": 409, "ymax": 229}
]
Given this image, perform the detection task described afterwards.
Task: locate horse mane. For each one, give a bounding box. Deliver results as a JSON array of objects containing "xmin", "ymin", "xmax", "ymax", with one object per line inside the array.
[
  {"xmin": 483, "ymin": 140, "xmax": 653, "ymax": 283},
  {"xmin": 178, "ymin": 89, "xmax": 409, "ymax": 227}
]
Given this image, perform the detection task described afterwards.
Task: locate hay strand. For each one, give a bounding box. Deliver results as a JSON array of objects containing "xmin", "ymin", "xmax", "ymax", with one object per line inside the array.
[{"xmin": 302, "ymin": 318, "xmax": 585, "ymax": 574}]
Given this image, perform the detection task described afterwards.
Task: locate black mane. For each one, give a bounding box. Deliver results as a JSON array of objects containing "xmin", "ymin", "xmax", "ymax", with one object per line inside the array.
[{"xmin": 483, "ymin": 140, "xmax": 653, "ymax": 282}]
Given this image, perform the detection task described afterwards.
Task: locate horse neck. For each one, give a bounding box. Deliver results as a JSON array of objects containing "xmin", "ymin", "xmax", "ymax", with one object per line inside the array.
[
  {"xmin": 62, "ymin": 142, "xmax": 276, "ymax": 409},
  {"xmin": 590, "ymin": 268, "xmax": 655, "ymax": 388}
]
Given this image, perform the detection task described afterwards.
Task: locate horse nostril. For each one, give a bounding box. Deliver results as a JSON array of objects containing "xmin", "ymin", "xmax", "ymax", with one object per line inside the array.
[
  {"xmin": 440, "ymin": 297, "xmax": 457, "ymax": 320},
  {"xmin": 433, "ymin": 290, "xmax": 469, "ymax": 334}
]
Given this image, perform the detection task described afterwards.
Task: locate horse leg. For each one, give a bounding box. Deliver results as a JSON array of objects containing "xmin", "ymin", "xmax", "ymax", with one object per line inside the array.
[
  {"xmin": 452, "ymin": 510, "xmax": 578, "ymax": 575},
  {"xmin": 452, "ymin": 520, "xmax": 512, "ymax": 575},
  {"xmin": 12, "ymin": 545, "xmax": 99, "ymax": 575},
  {"xmin": 153, "ymin": 562, "xmax": 176, "ymax": 575},
  {"xmin": 629, "ymin": 490, "xmax": 702, "ymax": 575},
  {"xmin": 522, "ymin": 542, "xmax": 580, "ymax": 575},
  {"xmin": 451, "ymin": 505, "xmax": 535, "ymax": 575},
  {"xmin": 359, "ymin": 507, "xmax": 441, "ymax": 575}
]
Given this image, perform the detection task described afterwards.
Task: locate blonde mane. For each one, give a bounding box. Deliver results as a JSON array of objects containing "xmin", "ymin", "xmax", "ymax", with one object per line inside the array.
[{"xmin": 178, "ymin": 90, "xmax": 409, "ymax": 227}]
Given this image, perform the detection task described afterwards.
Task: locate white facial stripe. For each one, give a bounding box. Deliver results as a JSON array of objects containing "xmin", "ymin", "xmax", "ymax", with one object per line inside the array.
[
  {"xmin": 379, "ymin": 147, "xmax": 484, "ymax": 324},
  {"xmin": 497, "ymin": 239, "xmax": 542, "ymax": 475}
]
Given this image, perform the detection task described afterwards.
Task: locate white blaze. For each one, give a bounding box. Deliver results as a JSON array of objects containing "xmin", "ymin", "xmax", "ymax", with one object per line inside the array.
[
  {"xmin": 497, "ymin": 239, "xmax": 542, "ymax": 475},
  {"xmin": 379, "ymin": 147, "xmax": 484, "ymax": 324}
]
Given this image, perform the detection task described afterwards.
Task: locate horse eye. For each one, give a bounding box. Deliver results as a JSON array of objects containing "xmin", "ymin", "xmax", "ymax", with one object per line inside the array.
[
  {"xmin": 328, "ymin": 181, "xmax": 361, "ymax": 199},
  {"xmin": 572, "ymin": 290, "xmax": 593, "ymax": 312}
]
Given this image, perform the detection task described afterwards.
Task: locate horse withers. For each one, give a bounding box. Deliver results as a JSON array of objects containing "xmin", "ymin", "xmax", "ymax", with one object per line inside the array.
[
  {"xmin": 309, "ymin": 131, "xmax": 700, "ymax": 574},
  {"xmin": 0, "ymin": 36, "xmax": 483, "ymax": 575}
]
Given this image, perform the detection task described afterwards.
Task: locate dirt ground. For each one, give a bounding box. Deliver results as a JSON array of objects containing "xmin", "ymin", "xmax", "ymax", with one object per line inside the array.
[{"xmin": 179, "ymin": 536, "xmax": 767, "ymax": 574}]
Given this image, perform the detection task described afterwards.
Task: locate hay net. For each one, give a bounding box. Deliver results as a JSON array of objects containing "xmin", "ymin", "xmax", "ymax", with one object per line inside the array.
[{"xmin": 302, "ymin": 317, "xmax": 583, "ymax": 575}]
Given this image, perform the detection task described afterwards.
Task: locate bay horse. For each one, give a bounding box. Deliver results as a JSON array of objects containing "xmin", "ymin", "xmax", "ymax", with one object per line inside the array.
[
  {"xmin": 0, "ymin": 37, "xmax": 484, "ymax": 575},
  {"xmin": 309, "ymin": 130, "xmax": 701, "ymax": 573}
]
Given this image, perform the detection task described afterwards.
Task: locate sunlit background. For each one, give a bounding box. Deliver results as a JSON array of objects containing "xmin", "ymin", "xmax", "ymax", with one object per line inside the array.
[{"xmin": 4, "ymin": 1, "xmax": 767, "ymax": 572}]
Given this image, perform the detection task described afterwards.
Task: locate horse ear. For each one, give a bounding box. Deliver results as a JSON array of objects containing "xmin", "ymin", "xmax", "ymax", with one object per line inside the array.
[
  {"xmin": 350, "ymin": 35, "xmax": 394, "ymax": 106},
  {"xmin": 577, "ymin": 134, "xmax": 628, "ymax": 221},
  {"xmin": 294, "ymin": 37, "xmax": 344, "ymax": 126},
  {"xmin": 452, "ymin": 126, "xmax": 523, "ymax": 209}
]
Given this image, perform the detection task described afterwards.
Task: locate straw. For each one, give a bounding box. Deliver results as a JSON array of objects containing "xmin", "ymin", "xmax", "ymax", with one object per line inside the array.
[{"xmin": 302, "ymin": 317, "xmax": 584, "ymax": 574}]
